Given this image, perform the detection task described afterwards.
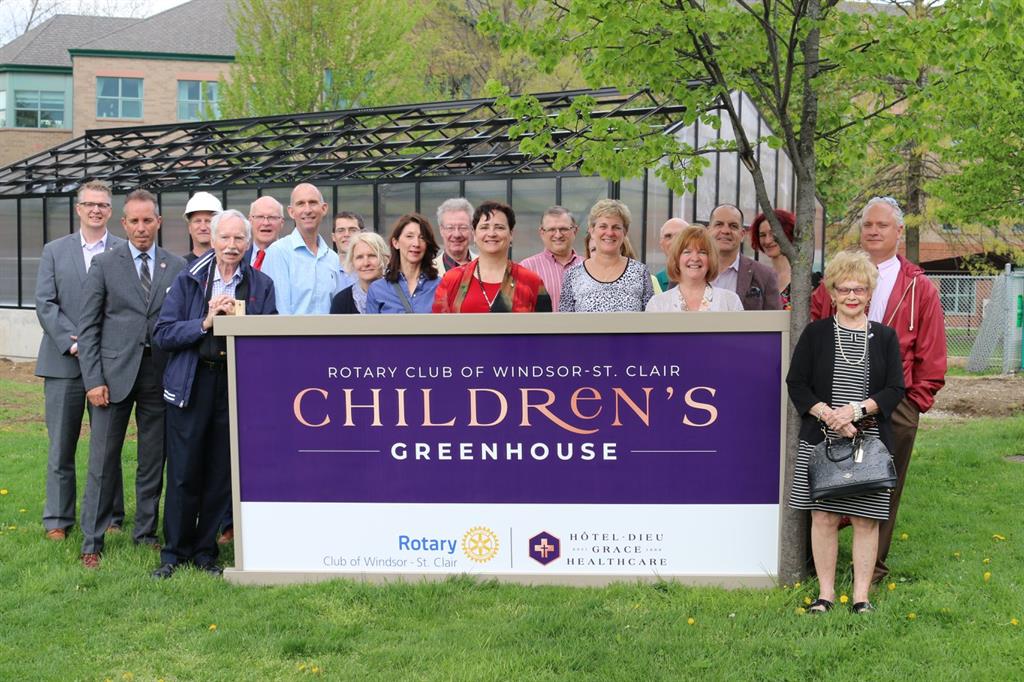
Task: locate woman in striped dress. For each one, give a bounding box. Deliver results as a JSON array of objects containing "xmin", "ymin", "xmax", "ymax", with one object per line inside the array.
[{"xmin": 786, "ymin": 250, "xmax": 905, "ymax": 614}]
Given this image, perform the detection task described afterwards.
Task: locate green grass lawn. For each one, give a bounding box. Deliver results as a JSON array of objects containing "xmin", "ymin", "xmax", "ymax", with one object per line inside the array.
[{"xmin": 1, "ymin": 373, "xmax": 1022, "ymax": 681}]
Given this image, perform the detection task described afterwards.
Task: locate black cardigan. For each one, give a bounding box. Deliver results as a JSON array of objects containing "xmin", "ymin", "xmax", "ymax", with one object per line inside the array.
[
  {"xmin": 786, "ymin": 318, "xmax": 905, "ymax": 448},
  {"xmin": 329, "ymin": 285, "xmax": 360, "ymax": 314}
]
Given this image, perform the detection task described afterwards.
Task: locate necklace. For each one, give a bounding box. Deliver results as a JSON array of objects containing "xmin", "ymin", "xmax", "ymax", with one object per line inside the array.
[
  {"xmin": 475, "ymin": 262, "xmax": 510, "ymax": 310},
  {"xmin": 679, "ymin": 284, "xmax": 713, "ymax": 311},
  {"xmin": 834, "ymin": 318, "xmax": 868, "ymax": 364}
]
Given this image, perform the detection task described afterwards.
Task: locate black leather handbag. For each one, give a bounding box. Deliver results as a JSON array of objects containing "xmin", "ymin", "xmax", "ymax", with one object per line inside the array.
[{"xmin": 808, "ymin": 430, "xmax": 897, "ymax": 501}]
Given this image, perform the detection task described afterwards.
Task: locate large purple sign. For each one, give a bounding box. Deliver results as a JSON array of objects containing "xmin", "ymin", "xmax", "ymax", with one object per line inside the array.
[{"xmin": 234, "ymin": 332, "xmax": 782, "ymax": 506}]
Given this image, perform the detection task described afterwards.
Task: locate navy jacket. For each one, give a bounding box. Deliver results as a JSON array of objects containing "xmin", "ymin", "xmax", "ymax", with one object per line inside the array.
[{"xmin": 155, "ymin": 251, "xmax": 277, "ymax": 408}]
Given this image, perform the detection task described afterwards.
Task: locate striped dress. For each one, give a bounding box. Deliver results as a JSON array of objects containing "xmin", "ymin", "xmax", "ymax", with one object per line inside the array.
[{"xmin": 789, "ymin": 323, "xmax": 891, "ymax": 520}]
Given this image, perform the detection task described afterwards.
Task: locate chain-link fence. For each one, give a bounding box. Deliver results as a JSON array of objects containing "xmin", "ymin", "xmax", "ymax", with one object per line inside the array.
[{"xmin": 929, "ymin": 269, "xmax": 1024, "ymax": 373}]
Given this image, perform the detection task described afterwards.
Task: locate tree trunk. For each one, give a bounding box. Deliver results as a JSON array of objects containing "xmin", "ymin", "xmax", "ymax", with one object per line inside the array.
[{"xmin": 905, "ymin": 143, "xmax": 925, "ymax": 264}]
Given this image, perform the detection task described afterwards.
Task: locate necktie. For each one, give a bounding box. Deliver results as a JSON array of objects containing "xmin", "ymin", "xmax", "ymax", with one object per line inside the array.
[
  {"xmin": 139, "ymin": 252, "xmax": 152, "ymax": 302},
  {"xmin": 253, "ymin": 249, "xmax": 266, "ymax": 270}
]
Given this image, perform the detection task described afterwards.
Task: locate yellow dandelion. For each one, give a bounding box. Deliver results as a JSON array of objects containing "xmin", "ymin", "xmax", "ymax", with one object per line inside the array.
[
  {"xmin": 899, "ymin": 532, "xmax": 909, "ymax": 541},
  {"xmin": 888, "ymin": 582, "xmax": 896, "ymax": 591},
  {"xmin": 0, "ymin": 488, "xmax": 8, "ymax": 495},
  {"xmin": 984, "ymin": 572, "xmax": 992, "ymax": 582},
  {"xmin": 796, "ymin": 607, "xmax": 806, "ymax": 614},
  {"xmin": 803, "ymin": 596, "xmax": 812, "ymax": 605},
  {"xmin": 18, "ymin": 508, "xmax": 26, "ymax": 513},
  {"xmin": 208, "ymin": 623, "xmax": 217, "ymax": 631},
  {"xmin": 311, "ymin": 666, "xmax": 320, "ymax": 674},
  {"xmin": 782, "ymin": 584, "xmax": 790, "ymax": 590},
  {"xmin": 907, "ymin": 612, "xmax": 917, "ymax": 620},
  {"xmin": 298, "ymin": 664, "xmax": 306, "ymax": 671},
  {"xmin": 983, "ymin": 558, "xmax": 991, "ymax": 565},
  {"xmin": 1011, "ymin": 618, "xmax": 1019, "ymax": 626},
  {"xmin": 122, "ymin": 674, "xmax": 134, "ymax": 681},
  {"xmin": 794, "ymin": 582, "xmax": 802, "ymax": 589},
  {"xmin": 839, "ymin": 595, "xmax": 849, "ymax": 604},
  {"xmin": 687, "ymin": 617, "xmax": 696, "ymax": 625},
  {"xmin": 993, "ymin": 534, "xmax": 1006, "ymax": 541},
  {"xmin": 952, "ymin": 551, "xmax": 961, "ymax": 559}
]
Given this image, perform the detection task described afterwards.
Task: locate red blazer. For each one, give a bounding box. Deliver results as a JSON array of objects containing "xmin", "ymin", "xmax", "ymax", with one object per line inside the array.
[{"xmin": 432, "ymin": 259, "xmax": 552, "ymax": 313}]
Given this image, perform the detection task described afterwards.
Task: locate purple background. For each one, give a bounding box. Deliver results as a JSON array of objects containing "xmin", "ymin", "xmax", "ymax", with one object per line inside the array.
[{"xmin": 235, "ymin": 332, "xmax": 782, "ymax": 504}]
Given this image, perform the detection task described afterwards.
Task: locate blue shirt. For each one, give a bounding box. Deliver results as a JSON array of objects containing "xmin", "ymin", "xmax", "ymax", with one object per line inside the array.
[
  {"xmin": 260, "ymin": 228, "xmax": 340, "ymax": 315},
  {"xmin": 365, "ymin": 273, "xmax": 439, "ymax": 314},
  {"xmin": 212, "ymin": 265, "xmax": 243, "ymax": 298},
  {"xmin": 335, "ymin": 262, "xmax": 355, "ymax": 294},
  {"xmin": 127, "ymin": 241, "xmax": 157, "ymax": 279}
]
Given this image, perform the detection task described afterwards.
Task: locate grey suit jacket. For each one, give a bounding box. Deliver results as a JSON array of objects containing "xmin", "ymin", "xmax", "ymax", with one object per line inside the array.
[
  {"xmin": 736, "ymin": 254, "xmax": 782, "ymax": 311},
  {"xmin": 77, "ymin": 241, "xmax": 186, "ymax": 403},
  {"xmin": 35, "ymin": 232, "xmax": 125, "ymax": 379}
]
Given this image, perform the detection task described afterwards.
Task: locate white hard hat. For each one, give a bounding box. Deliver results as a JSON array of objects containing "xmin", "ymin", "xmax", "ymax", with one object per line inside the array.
[{"xmin": 183, "ymin": 191, "xmax": 223, "ymax": 218}]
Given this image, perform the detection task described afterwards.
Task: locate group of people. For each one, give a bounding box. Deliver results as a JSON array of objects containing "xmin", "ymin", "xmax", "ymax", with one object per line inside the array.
[{"xmin": 35, "ymin": 178, "xmax": 945, "ymax": 603}]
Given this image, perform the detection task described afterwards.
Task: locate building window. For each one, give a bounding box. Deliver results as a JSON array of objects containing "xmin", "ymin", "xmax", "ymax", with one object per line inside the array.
[
  {"xmin": 14, "ymin": 90, "xmax": 66, "ymax": 128},
  {"xmin": 940, "ymin": 278, "xmax": 976, "ymax": 315},
  {"xmin": 177, "ymin": 80, "xmax": 219, "ymax": 121},
  {"xmin": 97, "ymin": 77, "xmax": 143, "ymax": 119},
  {"xmin": 0, "ymin": 90, "xmax": 6, "ymax": 127}
]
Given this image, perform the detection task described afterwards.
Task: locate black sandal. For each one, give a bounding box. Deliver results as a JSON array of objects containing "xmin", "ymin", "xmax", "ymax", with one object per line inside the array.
[
  {"xmin": 851, "ymin": 601, "xmax": 875, "ymax": 614},
  {"xmin": 807, "ymin": 598, "xmax": 834, "ymax": 613}
]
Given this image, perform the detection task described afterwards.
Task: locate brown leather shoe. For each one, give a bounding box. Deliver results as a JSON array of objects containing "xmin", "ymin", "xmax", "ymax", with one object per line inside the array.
[
  {"xmin": 217, "ymin": 528, "xmax": 234, "ymax": 545},
  {"xmin": 106, "ymin": 524, "xmax": 122, "ymax": 534},
  {"xmin": 81, "ymin": 553, "xmax": 101, "ymax": 569},
  {"xmin": 45, "ymin": 528, "xmax": 67, "ymax": 541}
]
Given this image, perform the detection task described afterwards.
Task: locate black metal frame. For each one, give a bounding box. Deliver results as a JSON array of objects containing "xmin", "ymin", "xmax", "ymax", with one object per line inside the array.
[{"xmin": 0, "ymin": 88, "xmax": 690, "ymax": 198}]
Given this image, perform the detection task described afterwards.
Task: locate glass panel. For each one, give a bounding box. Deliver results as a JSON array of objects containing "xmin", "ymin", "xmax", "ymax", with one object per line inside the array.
[
  {"xmin": 98, "ymin": 77, "xmax": 118, "ymax": 98},
  {"xmin": 510, "ymin": 177, "xmax": 556, "ymax": 261},
  {"xmin": 337, "ymin": 184, "xmax": 376, "ymax": 232},
  {"xmin": 15, "ymin": 110, "xmax": 38, "ymax": 127},
  {"xmin": 178, "ymin": 102, "xmax": 197, "ymax": 121},
  {"xmin": 0, "ymin": 90, "xmax": 6, "ymax": 127},
  {"xmin": 41, "ymin": 91, "xmax": 64, "ymax": 107},
  {"xmin": 121, "ymin": 78, "xmax": 141, "ymax": 98},
  {"xmin": 263, "ymin": 187, "xmax": 294, "ymax": 231},
  {"xmin": 21, "ymin": 198, "xmax": 44, "ymax": 306},
  {"xmin": 561, "ymin": 176, "xmax": 609, "ymax": 232},
  {"xmin": 619, "ymin": 177, "xmax": 652, "ymax": 264},
  {"xmin": 46, "ymin": 196, "xmax": 72, "ymax": 242},
  {"xmin": 759, "ymin": 143, "xmax": 777, "ymax": 217},
  {"xmin": 205, "ymin": 82, "xmax": 218, "ymax": 100},
  {"xmin": 463, "ymin": 179, "xmax": 507, "ymax": 208},
  {"xmin": 695, "ymin": 120, "xmax": 718, "ymax": 221},
  {"xmin": 225, "ymin": 189, "xmax": 259, "ymax": 215},
  {"xmin": 97, "ymin": 98, "xmax": 118, "ymax": 118},
  {"xmin": 0, "ymin": 199, "xmax": 16, "ymax": 305},
  {"xmin": 776, "ymin": 148, "xmax": 793, "ymax": 212},
  {"xmin": 158, "ymin": 192, "xmax": 190, "ymax": 256},
  {"xmin": 379, "ymin": 182, "xmax": 416, "ymax": 232},
  {"xmin": 15, "ymin": 91, "xmax": 37, "ymax": 108},
  {"xmin": 122, "ymin": 100, "xmax": 141, "ymax": 119},
  {"xmin": 417, "ymin": 180, "xmax": 460, "ymax": 229},
  {"xmin": 180, "ymin": 80, "xmax": 199, "ymax": 100}
]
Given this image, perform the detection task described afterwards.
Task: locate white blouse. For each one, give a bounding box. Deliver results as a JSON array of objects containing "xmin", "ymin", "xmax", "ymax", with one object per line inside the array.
[{"xmin": 645, "ymin": 285, "xmax": 744, "ymax": 312}]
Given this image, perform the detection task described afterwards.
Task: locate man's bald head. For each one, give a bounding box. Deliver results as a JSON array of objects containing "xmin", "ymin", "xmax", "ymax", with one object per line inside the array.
[{"xmin": 659, "ymin": 218, "xmax": 690, "ymax": 257}]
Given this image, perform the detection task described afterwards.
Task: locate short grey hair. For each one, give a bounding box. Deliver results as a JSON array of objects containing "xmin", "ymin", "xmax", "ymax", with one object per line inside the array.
[
  {"xmin": 345, "ymin": 231, "xmax": 389, "ymax": 274},
  {"xmin": 436, "ymin": 197, "xmax": 474, "ymax": 228},
  {"xmin": 212, "ymin": 209, "xmax": 252, "ymax": 242},
  {"xmin": 249, "ymin": 195, "xmax": 284, "ymax": 217},
  {"xmin": 862, "ymin": 196, "xmax": 905, "ymax": 226},
  {"xmin": 542, "ymin": 205, "xmax": 578, "ymax": 229}
]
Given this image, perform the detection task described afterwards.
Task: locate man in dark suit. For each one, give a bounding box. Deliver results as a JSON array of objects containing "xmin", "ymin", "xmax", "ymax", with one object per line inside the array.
[
  {"xmin": 35, "ymin": 180, "xmax": 126, "ymax": 541},
  {"xmin": 707, "ymin": 204, "xmax": 782, "ymax": 310},
  {"xmin": 77, "ymin": 189, "xmax": 186, "ymax": 569}
]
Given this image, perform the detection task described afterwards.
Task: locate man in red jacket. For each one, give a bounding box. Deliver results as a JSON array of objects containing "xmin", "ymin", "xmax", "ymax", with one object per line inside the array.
[{"xmin": 811, "ymin": 196, "xmax": 946, "ymax": 583}]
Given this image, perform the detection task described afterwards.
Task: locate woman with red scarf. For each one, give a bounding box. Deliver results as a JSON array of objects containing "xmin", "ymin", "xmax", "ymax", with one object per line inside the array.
[{"xmin": 432, "ymin": 200, "xmax": 551, "ymax": 313}]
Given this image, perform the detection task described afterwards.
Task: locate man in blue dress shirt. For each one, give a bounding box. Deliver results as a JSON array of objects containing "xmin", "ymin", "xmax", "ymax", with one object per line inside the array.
[{"xmin": 261, "ymin": 183, "xmax": 346, "ymax": 314}]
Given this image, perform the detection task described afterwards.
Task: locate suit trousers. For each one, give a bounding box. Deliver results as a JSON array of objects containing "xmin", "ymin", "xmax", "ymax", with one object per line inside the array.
[
  {"xmin": 160, "ymin": 363, "xmax": 232, "ymax": 568},
  {"xmin": 43, "ymin": 376, "xmax": 125, "ymax": 531},
  {"xmin": 873, "ymin": 398, "xmax": 921, "ymax": 582},
  {"xmin": 80, "ymin": 354, "xmax": 166, "ymax": 554}
]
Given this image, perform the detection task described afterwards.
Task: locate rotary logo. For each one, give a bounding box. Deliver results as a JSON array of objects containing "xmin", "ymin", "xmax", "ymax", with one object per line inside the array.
[{"xmin": 461, "ymin": 526, "xmax": 500, "ymax": 563}]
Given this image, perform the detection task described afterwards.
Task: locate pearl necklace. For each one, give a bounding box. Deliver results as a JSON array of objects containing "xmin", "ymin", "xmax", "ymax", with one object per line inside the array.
[{"xmin": 834, "ymin": 317, "xmax": 868, "ymax": 365}]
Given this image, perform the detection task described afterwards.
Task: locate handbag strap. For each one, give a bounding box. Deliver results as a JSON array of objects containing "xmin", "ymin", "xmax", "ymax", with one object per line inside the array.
[{"xmin": 391, "ymin": 281, "xmax": 415, "ymax": 313}]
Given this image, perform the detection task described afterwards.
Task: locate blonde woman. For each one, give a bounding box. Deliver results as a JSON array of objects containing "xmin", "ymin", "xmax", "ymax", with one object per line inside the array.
[
  {"xmin": 330, "ymin": 232, "xmax": 389, "ymax": 314},
  {"xmin": 645, "ymin": 227, "xmax": 742, "ymax": 312},
  {"xmin": 559, "ymin": 199, "xmax": 654, "ymax": 311},
  {"xmin": 787, "ymin": 249, "xmax": 905, "ymax": 614}
]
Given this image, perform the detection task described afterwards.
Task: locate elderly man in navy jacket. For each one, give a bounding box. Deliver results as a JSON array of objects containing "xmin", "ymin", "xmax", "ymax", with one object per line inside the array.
[{"xmin": 152, "ymin": 210, "xmax": 276, "ymax": 578}]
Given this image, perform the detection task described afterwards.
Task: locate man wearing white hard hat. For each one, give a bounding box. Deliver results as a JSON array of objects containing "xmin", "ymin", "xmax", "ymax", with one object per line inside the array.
[{"xmin": 183, "ymin": 191, "xmax": 223, "ymax": 263}]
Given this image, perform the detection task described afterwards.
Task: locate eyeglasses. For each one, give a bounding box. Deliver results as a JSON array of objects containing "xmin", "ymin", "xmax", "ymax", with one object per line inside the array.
[
  {"xmin": 78, "ymin": 201, "xmax": 111, "ymax": 210},
  {"xmin": 835, "ymin": 286, "xmax": 868, "ymax": 296},
  {"xmin": 441, "ymin": 224, "xmax": 471, "ymax": 233},
  {"xmin": 541, "ymin": 227, "xmax": 575, "ymax": 235},
  {"xmin": 333, "ymin": 226, "xmax": 362, "ymax": 235},
  {"xmin": 250, "ymin": 215, "xmax": 283, "ymax": 222}
]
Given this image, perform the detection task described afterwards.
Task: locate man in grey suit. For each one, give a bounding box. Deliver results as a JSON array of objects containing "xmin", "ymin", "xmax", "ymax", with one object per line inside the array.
[
  {"xmin": 35, "ymin": 180, "xmax": 127, "ymax": 541},
  {"xmin": 707, "ymin": 204, "xmax": 782, "ymax": 310},
  {"xmin": 77, "ymin": 189, "xmax": 186, "ymax": 569}
]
